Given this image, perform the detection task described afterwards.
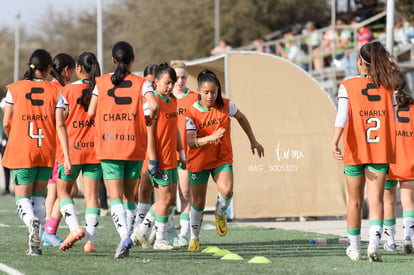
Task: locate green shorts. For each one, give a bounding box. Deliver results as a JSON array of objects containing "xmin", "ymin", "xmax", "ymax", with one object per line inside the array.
[
  {"xmin": 12, "ymin": 167, "xmax": 53, "ymax": 185},
  {"xmin": 101, "ymin": 160, "xmax": 143, "ymax": 180},
  {"xmin": 385, "ymin": 180, "xmax": 398, "ymax": 190},
  {"xmin": 344, "ymin": 163, "xmax": 389, "ymax": 177},
  {"xmin": 189, "ymin": 164, "xmax": 233, "ymax": 185},
  {"xmin": 58, "ymin": 163, "xmax": 102, "ymax": 181},
  {"xmin": 150, "ymin": 168, "xmax": 178, "ymax": 187}
]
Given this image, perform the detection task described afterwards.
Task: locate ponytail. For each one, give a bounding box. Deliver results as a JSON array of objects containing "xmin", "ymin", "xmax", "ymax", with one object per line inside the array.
[
  {"xmin": 111, "ymin": 41, "xmax": 134, "ymax": 86},
  {"xmin": 394, "ymin": 71, "xmax": 413, "ymax": 107},
  {"xmin": 49, "ymin": 53, "xmax": 75, "ymax": 86},
  {"xmin": 197, "ymin": 69, "xmax": 224, "ymax": 110},
  {"xmin": 23, "ymin": 49, "xmax": 53, "ymax": 80},
  {"xmin": 77, "ymin": 52, "xmax": 101, "ymax": 100}
]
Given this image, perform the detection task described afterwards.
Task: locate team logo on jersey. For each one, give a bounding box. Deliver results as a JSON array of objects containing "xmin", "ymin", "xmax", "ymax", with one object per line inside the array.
[
  {"xmin": 25, "ymin": 87, "xmax": 44, "ymax": 106},
  {"xmin": 191, "ymin": 173, "xmax": 197, "ymax": 181},
  {"xmin": 108, "ymin": 80, "xmax": 133, "ymax": 105},
  {"xmin": 161, "ymin": 172, "xmax": 169, "ymax": 181}
]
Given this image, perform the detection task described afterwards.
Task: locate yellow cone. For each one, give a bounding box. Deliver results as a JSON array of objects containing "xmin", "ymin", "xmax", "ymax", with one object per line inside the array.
[
  {"xmin": 201, "ymin": 246, "xmax": 220, "ymax": 253},
  {"xmin": 221, "ymin": 253, "xmax": 244, "ymax": 261},
  {"xmin": 248, "ymin": 256, "xmax": 271, "ymax": 264},
  {"xmin": 213, "ymin": 249, "xmax": 231, "ymax": 257}
]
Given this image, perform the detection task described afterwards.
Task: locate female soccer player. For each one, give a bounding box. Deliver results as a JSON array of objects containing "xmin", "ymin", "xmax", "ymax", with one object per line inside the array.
[
  {"xmin": 57, "ymin": 52, "xmax": 102, "ymax": 253},
  {"xmin": 42, "ymin": 53, "xmax": 76, "ymax": 247},
  {"xmin": 185, "ymin": 69, "xmax": 264, "ymax": 252},
  {"xmin": 2, "ymin": 49, "xmax": 72, "ymax": 256},
  {"xmin": 171, "ymin": 61, "xmax": 198, "ymax": 247},
  {"xmin": 383, "ymin": 72, "xmax": 414, "ymax": 254},
  {"xmin": 88, "ymin": 41, "xmax": 158, "ymax": 259},
  {"xmin": 132, "ymin": 63, "xmax": 185, "ymax": 250},
  {"xmin": 332, "ymin": 41, "xmax": 398, "ymax": 262}
]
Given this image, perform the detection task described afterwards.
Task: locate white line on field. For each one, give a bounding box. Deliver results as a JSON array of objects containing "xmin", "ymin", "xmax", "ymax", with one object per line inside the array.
[{"xmin": 0, "ymin": 263, "xmax": 25, "ymax": 275}]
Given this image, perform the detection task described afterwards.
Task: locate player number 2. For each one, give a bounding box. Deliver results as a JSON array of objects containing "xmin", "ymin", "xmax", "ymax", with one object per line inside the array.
[
  {"xmin": 28, "ymin": 121, "xmax": 44, "ymax": 147},
  {"xmin": 366, "ymin": 117, "xmax": 380, "ymax": 143}
]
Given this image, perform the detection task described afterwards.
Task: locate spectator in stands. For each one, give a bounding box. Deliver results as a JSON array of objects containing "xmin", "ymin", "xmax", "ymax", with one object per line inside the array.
[
  {"xmin": 252, "ymin": 38, "xmax": 273, "ymax": 54},
  {"xmin": 344, "ymin": 16, "xmax": 373, "ymax": 78},
  {"xmin": 277, "ymin": 33, "xmax": 308, "ymax": 71},
  {"xmin": 354, "ymin": 0, "xmax": 379, "ymax": 21},
  {"xmin": 210, "ymin": 40, "xmax": 232, "ymax": 55},
  {"xmin": 303, "ymin": 21, "xmax": 322, "ymax": 51}
]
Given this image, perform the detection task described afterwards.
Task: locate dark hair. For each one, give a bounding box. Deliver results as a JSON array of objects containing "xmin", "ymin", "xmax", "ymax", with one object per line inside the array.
[
  {"xmin": 77, "ymin": 52, "xmax": 101, "ymax": 99},
  {"xmin": 197, "ymin": 69, "xmax": 224, "ymax": 110},
  {"xmin": 394, "ymin": 71, "xmax": 413, "ymax": 107},
  {"xmin": 154, "ymin": 62, "xmax": 177, "ymax": 83},
  {"xmin": 359, "ymin": 41, "xmax": 400, "ymax": 92},
  {"xmin": 23, "ymin": 49, "xmax": 53, "ymax": 80},
  {"xmin": 143, "ymin": 64, "xmax": 158, "ymax": 77},
  {"xmin": 50, "ymin": 53, "xmax": 75, "ymax": 86},
  {"xmin": 111, "ymin": 41, "xmax": 134, "ymax": 85}
]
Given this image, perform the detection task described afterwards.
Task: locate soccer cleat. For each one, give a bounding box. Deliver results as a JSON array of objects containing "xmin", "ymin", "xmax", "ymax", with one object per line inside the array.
[
  {"xmin": 346, "ymin": 246, "xmax": 361, "ymax": 261},
  {"xmin": 59, "ymin": 227, "xmax": 85, "ymax": 251},
  {"xmin": 403, "ymin": 236, "xmax": 413, "ymax": 254},
  {"xmin": 187, "ymin": 238, "xmax": 200, "ymax": 252},
  {"xmin": 214, "ymin": 212, "xmax": 227, "ymax": 237},
  {"xmin": 383, "ymin": 242, "xmax": 399, "ymax": 252},
  {"xmin": 42, "ymin": 232, "xmax": 63, "ymax": 247},
  {"xmin": 178, "ymin": 235, "xmax": 189, "ymax": 247},
  {"xmin": 84, "ymin": 242, "xmax": 96, "ymax": 253},
  {"xmin": 114, "ymin": 237, "xmax": 133, "ymax": 259},
  {"xmin": 166, "ymin": 227, "xmax": 180, "ymax": 247},
  {"xmin": 27, "ymin": 218, "xmax": 42, "ymax": 256},
  {"xmin": 367, "ymin": 242, "xmax": 382, "ymax": 262},
  {"xmin": 131, "ymin": 228, "xmax": 148, "ymax": 248},
  {"xmin": 153, "ymin": 239, "xmax": 174, "ymax": 250}
]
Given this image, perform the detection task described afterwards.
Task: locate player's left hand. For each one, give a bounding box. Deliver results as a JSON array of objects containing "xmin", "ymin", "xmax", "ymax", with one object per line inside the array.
[{"xmin": 251, "ymin": 141, "xmax": 264, "ymax": 158}]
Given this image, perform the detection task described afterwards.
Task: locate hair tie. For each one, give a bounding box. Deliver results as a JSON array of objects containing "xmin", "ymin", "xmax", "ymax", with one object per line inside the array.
[
  {"xmin": 359, "ymin": 54, "xmax": 371, "ymax": 65},
  {"xmin": 29, "ymin": 64, "xmax": 36, "ymax": 70}
]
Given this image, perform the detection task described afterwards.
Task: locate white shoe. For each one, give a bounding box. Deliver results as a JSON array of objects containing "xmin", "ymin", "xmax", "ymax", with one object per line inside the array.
[
  {"xmin": 131, "ymin": 228, "xmax": 148, "ymax": 249},
  {"xmin": 178, "ymin": 235, "xmax": 189, "ymax": 247},
  {"xmin": 153, "ymin": 239, "xmax": 174, "ymax": 250},
  {"xmin": 27, "ymin": 218, "xmax": 42, "ymax": 256},
  {"xmin": 367, "ymin": 243, "xmax": 382, "ymax": 262},
  {"xmin": 403, "ymin": 237, "xmax": 413, "ymax": 254},
  {"xmin": 166, "ymin": 227, "xmax": 179, "ymax": 247},
  {"xmin": 346, "ymin": 246, "xmax": 361, "ymax": 261},
  {"xmin": 383, "ymin": 242, "xmax": 399, "ymax": 252}
]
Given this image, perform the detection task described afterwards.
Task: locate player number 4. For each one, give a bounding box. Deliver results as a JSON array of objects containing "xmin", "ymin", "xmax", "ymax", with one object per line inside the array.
[
  {"xmin": 366, "ymin": 117, "xmax": 380, "ymax": 143},
  {"xmin": 28, "ymin": 121, "xmax": 44, "ymax": 147}
]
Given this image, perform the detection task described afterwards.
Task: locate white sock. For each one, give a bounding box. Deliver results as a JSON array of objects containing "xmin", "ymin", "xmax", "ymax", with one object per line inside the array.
[
  {"xmin": 190, "ymin": 205, "xmax": 203, "ymax": 239},
  {"xmin": 139, "ymin": 208, "xmax": 155, "ymax": 235},
  {"xmin": 167, "ymin": 208, "xmax": 175, "ymax": 230},
  {"xmin": 403, "ymin": 217, "xmax": 414, "ymax": 239},
  {"xmin": 179, "ymin": 212, "xmax": 190, "ymax": 239},
  {"xmin": 124, "ymin": 201, "xmax": 136, "ymax": 236},
  {"xmin": 110, "ymin": 199, "xmax": 128, "ymax": 239},
  {"xmin": 16, "ymin": 197, "xmax": 35, "ymax": 227},
  {"xmin": 134, "ymin": 202, "xmax": 151, "ymax": 229},
  {"xmin": 383, "ymin": 224, "xmax": 396, "ymax": 245},
  {"xmin": 348, "ymin": 234, "xmax": 361, "ymax": 251},
  {"xmin": 369, "ymin": 224, "xmax": 382, "ymax": 247},
  {"xmin": 216, "ymin": 192, "xmax": 232, "ymax": 216},
  {"xmin": 60, "ymin": 198, "xmax": 80, "ymax": 231},
  {"xmin": 32, "ymin": 195, "xmax": 46, "ymax": 236},
  {"xmin": 155, "ymin": 220, "xmax": 168, "ymax": 241},
  {"xmin": 85, "ymin": 208, "xmax": 100, "ymax": 244}
]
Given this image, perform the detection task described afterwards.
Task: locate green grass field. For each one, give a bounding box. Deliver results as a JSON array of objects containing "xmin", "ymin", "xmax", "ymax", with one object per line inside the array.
[{"xmin": 1, "ymin": 195, "xmax": 413, "ymax": 275}]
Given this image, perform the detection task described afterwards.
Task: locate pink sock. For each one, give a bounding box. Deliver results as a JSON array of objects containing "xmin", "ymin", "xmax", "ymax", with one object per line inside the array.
[{"xmin": 46, "ymin": 217, "xmax": 61, "ymax": 234}]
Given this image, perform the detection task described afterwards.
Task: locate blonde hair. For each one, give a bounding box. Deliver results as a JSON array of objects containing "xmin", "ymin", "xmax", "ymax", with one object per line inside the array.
[{"xmin": 171, "ymin": 60, "xmax": 187, "ymax": 71}]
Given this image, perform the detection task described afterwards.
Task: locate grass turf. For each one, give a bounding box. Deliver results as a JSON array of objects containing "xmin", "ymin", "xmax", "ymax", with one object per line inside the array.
[{"xmin": 0, "ymin": 195, "xmax": 413, "ymax": 274}]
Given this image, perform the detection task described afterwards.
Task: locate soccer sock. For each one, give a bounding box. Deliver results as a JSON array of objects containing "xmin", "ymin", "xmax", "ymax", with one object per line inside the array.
[
  {"xmin": 167, "ymin": 207, "xmax": 174, "ymax": 230},
  {"xmin": 60, "ymin": 198, "xmax": 80, "ymax": 231},
  {"xmin": 190, "ymin": 204, "xmax": 204, "ymax": 239},
  {"xmin": 124, "ymin": 201, "xmax": 136, "ymax": 236},
  {"xmin": 32, "ymin": 193, "xmax": 46, "ymax": 236},
  {"xmin": 139, "ymin": 208, "xmax": 156, "ymax": 235},
  {"xmin": 16, "ymin": 196, "xmax": 35, "ymax": 227},
  {"xmin": 403, "ymin": 210, "xmax": 414, "ymax": 239},
  {"xmin": 110, "ymin": 199, "xmax": 129, "ymax": 239},
  {"xmin": 383, "ymin": 218, "xmax": 396, "ymax": 245},
  {"xmin": 85, "ymin": 207, "xmax": 100, "ymax": 244},
  {"xmin": 155, "ymin": 215, "xmax": 168, "ymax": 241},
  {"xmin": 134, "ymin": 201, "xmax": 151, "ymax": 229},
  {"xmin": 369, "ymin": 219, "xmax": 383, "ymax": 247},
  {"xmin": 179, "ymin": 212, "xmax": 190, "ymax": 238},
  {"xmin": 347, "ymin": 227, "xmax": 361, "ymax": 251},
  {"xmin": 45, "ymin": 216, "xmax": 61, "ymax": 235},
  {"xmin": 215, "ymin": 192, "xmax": 233, "ymax": 216}
]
